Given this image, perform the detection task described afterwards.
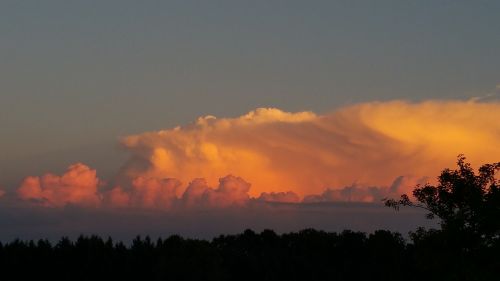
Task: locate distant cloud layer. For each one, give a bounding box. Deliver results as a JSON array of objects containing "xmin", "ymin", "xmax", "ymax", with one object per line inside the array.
[
  {"xmin": 7, "ymin": 99, "xmax": 500, "ymax": 209},
  {"xmin": 108, "ymin": 175, "xmax": 251, "ymax": 209}
]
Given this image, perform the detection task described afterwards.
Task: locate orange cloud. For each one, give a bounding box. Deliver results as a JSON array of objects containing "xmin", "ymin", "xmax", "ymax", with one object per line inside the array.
[
  {"xmin": 257, "ymin": 191, "xmax": 301, "ymax": 203},
  {"xmin": 182, "ymin": 175, "xmax": 251, "ymax": 208},
  {"xmin": 17, "ymin": 163, "xmax": 101, "ymax": 207},
  {"xmin": 129, "ymin": 177, "xmax": 180, "ymax": 208},
  {"xmin": 14, "ymin": 100, "xmax": 500, "ymax": 209},
  {"xmin": 120, "ymin": 100, "xmax": 500, "ymax": 197}
]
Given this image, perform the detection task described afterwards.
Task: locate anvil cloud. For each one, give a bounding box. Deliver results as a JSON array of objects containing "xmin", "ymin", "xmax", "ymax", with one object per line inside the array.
[
  {"xmin": 120, "ymin": 100, "xmax": 500, "ymax": 195},
  {"xmin": 10, "ymin": 100, "xmax": 500, "ymax": 209}
]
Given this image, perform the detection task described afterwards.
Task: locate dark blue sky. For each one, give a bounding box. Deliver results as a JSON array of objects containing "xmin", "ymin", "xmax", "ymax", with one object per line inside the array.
[{"xmin": 1, "ymin": 0, "xmax": 499, "ymax": 186}]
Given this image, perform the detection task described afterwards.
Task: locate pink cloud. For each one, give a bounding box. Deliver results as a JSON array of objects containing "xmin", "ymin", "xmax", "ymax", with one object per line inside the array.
[
  {"xmin": 105, "ymin": 186, "xmax": 130, "ymax": 208},
  {"xmin": 17, "ymin": 163, "xmax": 101, "ymax": 207},
  {"xmin": 182, "ymin": 175, "xmax": 251, "ymax": 208},
  {"xmin": 130, "ymin": 177, "xmax": 180, "ymax": 208}
]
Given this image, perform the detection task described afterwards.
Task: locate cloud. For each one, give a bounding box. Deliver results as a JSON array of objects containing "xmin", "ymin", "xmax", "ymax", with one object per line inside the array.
[
  {"xmin": 17, "ymin": 163, "xmax": 101, "ymax": 207},
  {"xmin": 182, "ymin": 175, "xmax": 251, "ymax": 208},
  {"xmin": 181, "ymin": 178, "xmax": 210, "ymax": 208},
  {"xmin": 257, "ymin": 191, "xmax": 301, "ymax": 203},
  {"xmin": 105, "ymin": 186, "xmax": 130, "ymax": 208},
  {"xmin": 130, "ymin": 177, "xmax": 180, "ymax": 208},
  {"xmin": 12, "ymin": 165, "xmax": 427, "ymax": 208},
  {"xmin": 303, "ymin": 176, "xmax": 428, "ymax": 203},
  {"xmin": 13, "ymin": 100, "xmax": 500, "ymax": 209},
  {"xmin": 6, "ymin": 99, "xmax": 499, "ymax": 241},
  {"xmin": 469, "ymin": 84, "xmax": 500, "ymax": 102},
  {"xmin": 103, "ymin": 175, "xmax": 251, "ymax": 209},
  {"xmin": 120, "ymin": 100, "xmax": 500, "ymax": 197},
  {"xmin": 105, "ymin": 177, "xmax": 181, "ymax": 209}
]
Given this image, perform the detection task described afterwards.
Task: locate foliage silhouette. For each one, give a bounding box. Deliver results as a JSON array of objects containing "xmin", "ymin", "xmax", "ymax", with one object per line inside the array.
[
  {"xmin": 385, "ymin": 155, "xmax": 500, "ymax": 246},
  {"xmin": 385, "ymin": 155, "xmax": 500, "ymax": 280},
  {"xmin": 0, "ymin": 230, "xmax": 410, "ymax": 281}
]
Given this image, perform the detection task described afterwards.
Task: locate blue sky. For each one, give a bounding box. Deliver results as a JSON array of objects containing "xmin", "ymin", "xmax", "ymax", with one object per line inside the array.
[{"xmin": 1, "ymin": 0, "xmax": 500, "ymax": 186}]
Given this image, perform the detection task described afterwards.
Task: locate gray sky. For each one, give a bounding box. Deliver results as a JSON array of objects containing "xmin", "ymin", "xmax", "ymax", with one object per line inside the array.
[
  {"xmin": 1, "ymin": 0, "xmax": 499, "ymax": 185},
  {"xmin": 0, "ymin": 200, "xmax": 435, "ymax": 242}
]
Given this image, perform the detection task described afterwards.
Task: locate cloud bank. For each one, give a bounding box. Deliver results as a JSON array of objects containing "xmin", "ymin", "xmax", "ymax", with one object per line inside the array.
[
  {"xmin": 119, "ymin": 100, "xmax": 500, "ymax": 196},
  {"xmin": 106, "ymin": 175, "xmax": 252, "ymax": 209},
  {"xmin": 8, "ymin": 99, "xmax": 500, "ymax": 209}
]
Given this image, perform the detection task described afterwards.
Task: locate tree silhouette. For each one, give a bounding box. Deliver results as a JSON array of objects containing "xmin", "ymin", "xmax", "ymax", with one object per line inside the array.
[
  {"xmin": 385, "ymin": 155, "xmax": 500, "ymax": 280},
  {"xmin": 385, "ymin": 155, "xmax": 500, "ymax": 248}
]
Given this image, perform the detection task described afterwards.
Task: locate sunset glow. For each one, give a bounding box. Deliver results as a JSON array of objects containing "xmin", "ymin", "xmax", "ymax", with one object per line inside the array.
[{"xmin": 8, "ymin": 100, "xmax": 500, "ymax": 210}]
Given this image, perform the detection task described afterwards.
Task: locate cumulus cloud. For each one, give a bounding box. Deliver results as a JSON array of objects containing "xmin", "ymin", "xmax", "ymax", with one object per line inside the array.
[
  {"xmin": 105, "ymin": 186, "xmax": 130, "ymax": 208},
  {"xmin": 17, "ymin": 163, "xmax": 101, "ymax": 207},
  {"xmin": 303, "ymin": 176, "xmax": 428, "ymax": 203},
  {"xmin": 13, "ymin": 165, "xmax": 427, "ymax": 208},
  {"xmin": 257, "ymin": 191, "xmax": 301, "ymax": 203},
  {"xmin": 130, "ymin": 177, "xmax": 180, "ymax": 208},
  {"xmin": 105, "ymin": 177, "xmax": 180, "ymax": 209},
  {"xmin": 182, "ymin": 175, "xmax": 251, "ymax": 208},
  {"xmin": 120, "ymin": 100, "xmax": 500, "ymax": 197},
  {"xmin": 13, "ymin": 100, "xmax": 500, "ymax": 209},
  {"xmin": 103, "ymin": 175, "xmax": 251, "ymax": 209}
]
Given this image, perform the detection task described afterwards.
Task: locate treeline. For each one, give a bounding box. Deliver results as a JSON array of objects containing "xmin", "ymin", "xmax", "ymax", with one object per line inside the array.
[
  {"xmin": 1, "ymin": 156, "xmax": 498, "ymax": 280},
  {"xmin": 0, "ymin": 228, "xmax": 498, "ymax": 281}
]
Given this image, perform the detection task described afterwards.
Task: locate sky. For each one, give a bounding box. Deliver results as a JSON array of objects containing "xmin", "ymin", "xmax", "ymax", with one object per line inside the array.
[{"xmin": 1, "ymin": 1, "xmax": 500, "ymax": 240}]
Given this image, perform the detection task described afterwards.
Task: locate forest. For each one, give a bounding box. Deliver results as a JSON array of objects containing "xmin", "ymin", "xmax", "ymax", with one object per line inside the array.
[{"xmin": 1, "ymin": 156, "xmax": 498, "ymax": 281}]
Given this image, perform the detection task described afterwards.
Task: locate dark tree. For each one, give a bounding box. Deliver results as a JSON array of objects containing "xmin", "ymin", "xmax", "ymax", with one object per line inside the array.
[
  {"xmin": 385, "ymin": 155, "xmax": 500, "ymax": 246},
  {"xmin": 385, "ymin": 155, "xmax": 500, "ymax": 280}
]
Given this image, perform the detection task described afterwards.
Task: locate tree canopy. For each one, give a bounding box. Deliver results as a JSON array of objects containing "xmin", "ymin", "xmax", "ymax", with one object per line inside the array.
[{"xmin": 385, "ymin": 155, "xmax": 500, "ymax": 248}]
